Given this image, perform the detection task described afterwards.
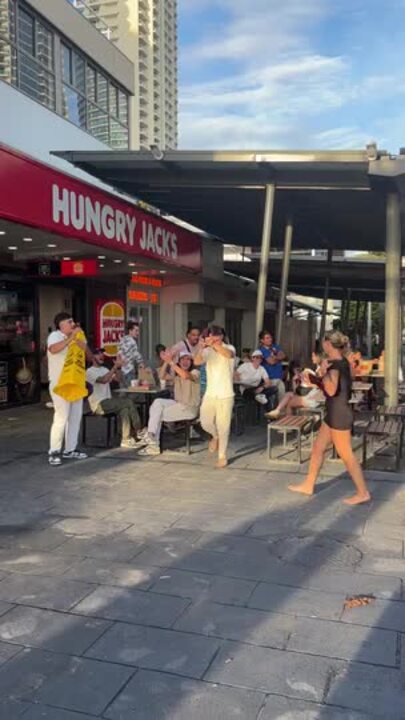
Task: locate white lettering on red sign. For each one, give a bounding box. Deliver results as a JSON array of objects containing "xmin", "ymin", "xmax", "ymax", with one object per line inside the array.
[
  {"xmin": 140, "ymin": 220, "xmax": 178, "ymax": 259},
  {"xmin": 52, "ymin": 184, "xmax": 136, "ymax": 246}
]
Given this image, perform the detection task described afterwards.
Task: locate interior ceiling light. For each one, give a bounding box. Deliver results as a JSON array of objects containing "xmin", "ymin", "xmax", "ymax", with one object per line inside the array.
[
  {"xmin": 0, "ymin": 231, "xmax": 6, "ymax": 236},
  {"xmin": 47, "ymin": 243, "xmax": 57, "ymax": 248},
  {"xmin": 132, "ymin": 271, "xmax": 138, "ymax": 275},
  {"xmin": 99, "ymin": 263, "xmax": 105, "ymax": 268},
  {"xmin": 8, "ymin": 245, "xmax": 17, "ymax": 250},
  {"xmin": 22, "ymin": 237, "xmax": 33, "ymax": 242},
  {"xmin": 113, "ymin": 259, "xmax": 122, "ymax": 264},
  {"xmin": 98, "ymin": 255, "xmax": 106, "ymax": 259},
  {"xmin": 160, "ymin": 270, "xmax": 166, "ymax": 274},
  {"xmin": 128, "ymin": 262, "xmax": 136, "ymax": 267},
  {"xmin": 63, "ymin": 256, "xmax": 71, "ymax": 260}
]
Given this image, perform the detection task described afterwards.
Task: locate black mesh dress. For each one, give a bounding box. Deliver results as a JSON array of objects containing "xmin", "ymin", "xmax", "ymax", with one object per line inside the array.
[{"xmin": 324, "ymin": 358, "xmax": 353, "ymax": 431}]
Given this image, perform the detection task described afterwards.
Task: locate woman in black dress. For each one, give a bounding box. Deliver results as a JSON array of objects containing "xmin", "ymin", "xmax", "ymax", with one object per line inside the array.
[{"xmin": 289, "ymin": 331, "xmax": 370, "ymax": 505}]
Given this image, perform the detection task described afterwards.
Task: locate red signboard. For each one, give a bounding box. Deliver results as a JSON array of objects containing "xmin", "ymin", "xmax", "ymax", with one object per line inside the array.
[
  {"xmin": 0, "ymin": 144, "xmax": 202, "ymax": 273},
  {"xmin": 61, "ymin": 259, "xmax": 98, "ymax": 276}
]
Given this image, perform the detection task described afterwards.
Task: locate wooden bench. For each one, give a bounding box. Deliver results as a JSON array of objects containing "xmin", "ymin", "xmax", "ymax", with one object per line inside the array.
[
  {"xmin": 82, "ymin": 410, "xmax": 118, "ymax": 448},
  {"xmin": 267, "ymin": 414, "xmax": 314, "ymax": 464},
  {"xmin": 362, "ymin": 418, "xmax": 404, "ymax": 470},
  {"xmin": 376, "ymin": 405, "xmax": 405, "ymax": 420}
]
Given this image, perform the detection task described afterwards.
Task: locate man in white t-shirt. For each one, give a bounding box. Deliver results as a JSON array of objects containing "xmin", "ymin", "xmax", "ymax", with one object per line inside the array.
[
  {"xmin": 235, "ymin": 350, "xmax": 276, "ymax": 406},
  {"xmin": 86, "ymin": 349, "xmax": 142, "ymax": 448},
  {"xmin": 47, "ymin": 312, "xmax": 89, "ymax": 466},
  {"xmin": 194, "ymin": 326, "xmax": 235, "ymax": 469}
]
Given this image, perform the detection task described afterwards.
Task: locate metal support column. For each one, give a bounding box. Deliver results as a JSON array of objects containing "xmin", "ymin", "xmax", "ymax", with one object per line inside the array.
[
  {"xmin": 385, "ymin": 192, "xmax": 401, "ymax": 406},
  {"xmin": 276, "ymin": 219, "xmax": 293, "ymax": 344},
  {"xmin": 255, "ymin": 184, "xmax": 276, "ymax": 340},
  {"xmin": 366, "ymin": 302, "xmax": 372, "ymax": 357},
  {"xmin": 319, "ymin": 249, "xmax": 332, "ymax": 339}
]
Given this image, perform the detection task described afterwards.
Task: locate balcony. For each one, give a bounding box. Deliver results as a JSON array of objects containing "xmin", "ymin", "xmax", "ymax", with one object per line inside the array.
[{"xmin": 65, "ymin": 0, "xmax": 112, "ymax": 41}]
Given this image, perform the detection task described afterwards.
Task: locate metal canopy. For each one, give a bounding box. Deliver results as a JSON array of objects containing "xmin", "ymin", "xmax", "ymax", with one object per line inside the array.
[
  {"xmin": 225, "ymin": 258, "xmax": 395, "ymax": 302},
  {"xmin": 53, "ymin": 148, "xmax": 405, "ymax": 251}
]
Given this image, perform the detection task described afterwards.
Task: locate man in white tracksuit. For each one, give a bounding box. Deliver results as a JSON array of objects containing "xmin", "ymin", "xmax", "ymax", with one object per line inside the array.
[
  {"xmin": 47, "ymin": 312, "xmax": 89, "ymax": 467},
  {"xmin": 195, "ymin": 325, "xmax": 235, "ymax": 468}
]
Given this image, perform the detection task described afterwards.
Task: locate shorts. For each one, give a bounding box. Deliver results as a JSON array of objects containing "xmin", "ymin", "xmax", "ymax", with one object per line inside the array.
[{"xmin": 302, "ymin": 388, "xmax": 323, "ymax": 409}]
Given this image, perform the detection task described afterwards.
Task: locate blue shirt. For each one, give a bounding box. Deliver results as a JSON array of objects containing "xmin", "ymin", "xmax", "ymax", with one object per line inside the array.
[{"xmin": 259, "ymin": 343, "xmax": 284, "ymax": 380}]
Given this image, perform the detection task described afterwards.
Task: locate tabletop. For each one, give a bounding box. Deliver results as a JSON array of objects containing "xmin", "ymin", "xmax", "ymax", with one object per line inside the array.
[
  {"xmin": 352, "ymin": 382, "xmax": 373, "ymax": 392},
  {"xmin": 115, "ymin": 387, "xmax": 160, "ymax": 395}
]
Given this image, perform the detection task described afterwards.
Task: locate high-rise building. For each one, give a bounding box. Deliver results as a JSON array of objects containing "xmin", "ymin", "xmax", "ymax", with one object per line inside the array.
[{"xmin": 85, "ymin": 0, "xmax": 178, "ymax": 150}]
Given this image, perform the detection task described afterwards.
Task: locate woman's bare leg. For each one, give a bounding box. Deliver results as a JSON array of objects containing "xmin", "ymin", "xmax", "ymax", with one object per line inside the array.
[
  {"xmin": 331, "ymin": 429, "xmax": 371, "ymax": 505},
  {"xmin": 267, "ymin": 392, "xmax": 301, "ymax": 417},
  {"xmin": 288, "ymin": 423, "xmax": 331, "ymax": 495}
]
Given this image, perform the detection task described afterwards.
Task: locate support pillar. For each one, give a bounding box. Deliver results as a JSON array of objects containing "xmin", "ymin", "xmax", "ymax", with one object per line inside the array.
[
  {"xmin": 385, "ymin": 192, "xmax": 401, "ymax": 406},
  {"xmin": 320, "ymin": 249, "xmax": 332, "ymax": 338},
  {"xmin": 276, "ymin": 219, "xmax": 293, "ymax": 344},
  {"xmin": 255, "ymin": 184, "xmax": 276, "ymax": 340},
  {"xmin": 366, "ymin": 302, "xmax": 372, "ymax": 357}
]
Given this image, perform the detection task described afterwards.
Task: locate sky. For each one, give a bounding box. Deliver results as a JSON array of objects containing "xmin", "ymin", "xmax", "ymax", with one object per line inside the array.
[{"xmin": 178, "ymin": 0, "xmax": 403, "ymax": 151}]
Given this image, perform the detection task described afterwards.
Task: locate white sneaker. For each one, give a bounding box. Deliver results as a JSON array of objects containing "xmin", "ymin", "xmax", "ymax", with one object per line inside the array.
[
  {"xmin": 138, "ymin": 443, "xmax": 160, "ymax": 456},
  {"xmin": 121, "ymin": 437, "xmax": 145, "ymax": 449},
  {"xmin": 62, "ymin": 450, "xmax": 88, "ymax": 460},
  {"xmin": 48, "ymin": 453, "xmax": 62, "ymax": 466},
  {"xmin": 255, "ymin": 393, "xmax": 268, "ymax": 405}
]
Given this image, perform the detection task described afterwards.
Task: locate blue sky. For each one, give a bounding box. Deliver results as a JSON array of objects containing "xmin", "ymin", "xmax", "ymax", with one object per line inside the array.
[{"xmin": 178, "ymin": 0, "xmax": 402, "ymax": 150}]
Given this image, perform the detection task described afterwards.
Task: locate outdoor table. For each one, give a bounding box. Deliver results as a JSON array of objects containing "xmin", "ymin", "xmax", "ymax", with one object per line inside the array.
[{"xmin": 352, "ymin": 381, "xmax": 373, "ymax": 410}]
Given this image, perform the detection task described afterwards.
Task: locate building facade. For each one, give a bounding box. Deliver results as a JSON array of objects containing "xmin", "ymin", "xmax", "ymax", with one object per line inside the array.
[{"xmin": 84, "ymin": 0, "xmax": 178, "ymax": 149}]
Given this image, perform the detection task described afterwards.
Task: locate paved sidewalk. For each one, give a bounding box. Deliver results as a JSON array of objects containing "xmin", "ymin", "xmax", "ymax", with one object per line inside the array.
[{"xmin": 0, "ymin": 406, "xmax": 404, "ymax": 718}]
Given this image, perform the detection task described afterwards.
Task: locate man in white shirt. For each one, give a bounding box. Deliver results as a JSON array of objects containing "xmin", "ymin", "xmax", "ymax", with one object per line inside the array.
[
  {"xmin": 118, "ymin": 321, "xmax": 144, "ymax": 388},
  {"xmin": 47, "ymin": 312, "xmax": 89, "ymax": 466},
  {"xmin": 194, "ymin": 326, "xmax": 235, "ymax": 469},
  {"xmin": 86, "ymin": 349, "xmax": 142, "ymax": 448},
  {"xmin": 235, "ymin": 350, "xmax": 276, "ymax": 406}
]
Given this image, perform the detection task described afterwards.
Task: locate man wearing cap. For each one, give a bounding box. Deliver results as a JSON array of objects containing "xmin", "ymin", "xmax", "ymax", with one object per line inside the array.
[
  {"xmin": 235, "ymin": 351, "xmax": 276, "ymax": 407},
  {"xmin": 139, "ymin": 350, "xmax": 201, "ymax": 455},
  {"xmin": 86, "ymin": 349, "xmax": 142, "ymax": 448}
]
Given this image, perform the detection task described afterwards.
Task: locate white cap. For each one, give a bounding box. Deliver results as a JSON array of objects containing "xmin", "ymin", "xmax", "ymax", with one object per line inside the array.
[
  {"xmin": 252, "ymin": 350, "xmax": 263, "ymax": 358},
  {"xmin": 179, "ymin": 351, "xmax": 192, "ymax": 359}
]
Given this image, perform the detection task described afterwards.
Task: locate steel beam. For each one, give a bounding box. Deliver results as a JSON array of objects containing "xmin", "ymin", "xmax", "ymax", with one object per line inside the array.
[
  {"xmin": 255, "ymin": 184, "xmax": 276, "ymax": 340},
  {"xmin": 385, "ymin": 192, "xmax": 401, "ymax": 406},
  {"xmin": 276, "ymin": 219, "xmax": 293, "ymax": 344}
]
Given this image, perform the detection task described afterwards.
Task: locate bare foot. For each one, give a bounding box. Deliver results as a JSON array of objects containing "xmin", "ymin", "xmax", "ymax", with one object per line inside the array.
[
  {"xmin": 208, "ymin": 437, "xmax": 219, "ymax": 453},
  {"xmin": 288, "ymin": 482, "xmax": 314, "ymax": 496},
  {"xmin": 216, "ymin": 457, "xmax": 228, "ymax": 469},
  {"xmin": 343, "ymin": 492, "xmax": 371, "ymax": 506},
  {"xmin": 265, "ymin": 409, "xmax": 280, "ymax": 420}
]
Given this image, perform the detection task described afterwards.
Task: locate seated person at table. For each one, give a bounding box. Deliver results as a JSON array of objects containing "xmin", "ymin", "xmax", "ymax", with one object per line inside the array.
[
  {"xmin": 266, "ymin": 353, "xmax": 324, "ymax": 419},
  {"xmin": 138, "ymin": 350, "xmax": 201, "ymax": 455},
  {"xmin": 235, "ymin": 350, "xmax": 276, "ymax": 406},
  {"xmin": 257, "ymin": 330, "xmax": 286, "ymax": 401},
  {"xmin": 86, "ymin": 349, "xmax": 143, "ymax": 448}
]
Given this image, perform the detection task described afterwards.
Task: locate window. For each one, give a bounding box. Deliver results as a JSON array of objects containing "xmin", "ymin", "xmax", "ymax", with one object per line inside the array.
[
  {"xmin": 0, "ymin": 1, "xmax": 130, "ymax": 147},
  {"xmin": 0, "ymin": 0, "xmax": 55, "ymax": 109}
]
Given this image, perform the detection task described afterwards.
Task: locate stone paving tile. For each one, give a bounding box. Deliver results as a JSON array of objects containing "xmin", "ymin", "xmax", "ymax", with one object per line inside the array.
[
  {"xmin": 0, "ymin": 528, "xmax": 69, "ymax": 552},
  {"xmin": 341, "ymin": 598, "xmax": 405, "ymax": 632},
  {"xmin": 51, "ymin": 518, "xmax": 133, "ymax": 537},
  {"xmin": 72, "ymin": 585, "xmax": 189, "ymax": 627},
  {"xmin": 53, "ymin": 534, "xmax": 145, "ymax": 562},
  {"xmin": 134, "ymin": 546, "xmax": 232, "ymax": 575},
  {"xmin": 63, "ymin": 558, "xmax": 155, "ymax": 590},
  {"xmin": 205, "ymin": 640, "xmax": 342, "ymax": 702},
  {"xmin": 326, "ymin": 663, "xmax": 405, "ymax": 718},
  {"xmin": 353, "ymin": 535, "xmax": 403, "ymax": 558},
  {"xmin": 0, "ymin": 640, "xmax": 23, "ymax": 666},
  {"xmin": 86, "ymin": 622, "xmax": 220, "ymax": 678},
  {"xmin": 258, "ymin": 695, "xmax": 368, "ymax": 719},
  {"xmin": 150, "ymin": 568, "xmax": 256, "ymax": 604},
  {"xmin": 0, "ymin": 606, "xmax": 110, "ymax": 654},
  {"xmin": 174, "ymin": 600, "xmax": 293, "ymax": 649},
  {"xmin": 0, "ymin": 551, "xmax": 81, "ymax": 576},
  {"xmin": 357, "ymin": 556, "xmax": 405, "ymax": 578},
  {"xmin": 22, "ymin": 708, "xmax": 99, "ymax": 719},
  {"xmin": 363, "ymin": 520, "xmax": 405, "ymax": 541},
  {"xmin": 0, "ymin": 574, "xmax": 95, "ymax": 611},
  {"xmin": 248, "ymin": 582, "xmax": 345, "ymax": 620},
  {"xmin": 0, "ymin": 699, "xmax": 28, "ymax": 719},
  {"xmin": 287, "ymin": 616, "xmax": 398, "ymax": 666},
  {"xmin": 104, "ymin": 668, "xmax": 265, "ymax": 720},
  {"xmin": 0, "ymin": 648, "xmax": 133, "ymax": 715},
  {"xmin": 172, "ymin": 513, "xmax": 254, "ymax": 534},
  {"xmin": 296, "ymin": 568, "xmax": 402, "ymax": 601},
  {"xmin": 192, "ymin": 532, "xmax": 274, "ymax": 556}
]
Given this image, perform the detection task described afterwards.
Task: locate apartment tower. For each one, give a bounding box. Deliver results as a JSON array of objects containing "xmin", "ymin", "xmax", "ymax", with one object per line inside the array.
[{"xmin": 86, "ymin": 0, "xmax": 178, "ymax": 150}]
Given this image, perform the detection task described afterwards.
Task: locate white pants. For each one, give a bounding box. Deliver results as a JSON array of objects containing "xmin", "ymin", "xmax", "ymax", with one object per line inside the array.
[
  {"xmin": 49, "ymin": 388, "xmax": 83, "ymax": 454},
  {"xmin": 200, "ymin": 396, "xmax": 234, "ymax": 459},
  {"xmin": 148, "ymin": 399, "xmax": 197, "ymax": 441},
  {"xmin": 273, "ymin": 379, "xmax": 286, "ymax": 401}
]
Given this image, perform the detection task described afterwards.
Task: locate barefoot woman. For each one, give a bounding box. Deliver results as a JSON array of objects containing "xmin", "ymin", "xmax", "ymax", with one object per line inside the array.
[{"xmin": 289, "ymin": 331, "xmax": 371, "ymax": 505}]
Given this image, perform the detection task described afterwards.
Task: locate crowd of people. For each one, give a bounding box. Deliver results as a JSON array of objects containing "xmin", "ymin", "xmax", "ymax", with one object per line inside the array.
[{"xmin": 46, "ymin": 312, "xmax": 371, "ymax": 503}]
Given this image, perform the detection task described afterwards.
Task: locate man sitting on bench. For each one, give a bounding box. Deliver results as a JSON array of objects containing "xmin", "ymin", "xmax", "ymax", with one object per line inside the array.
[
  {"xmin": 138, "ymin": 350, "xmax": 201, "ymax": 456},
  {"xmin": 86, "ymin": 348, "xmax": 142, "ymax": 448}
]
